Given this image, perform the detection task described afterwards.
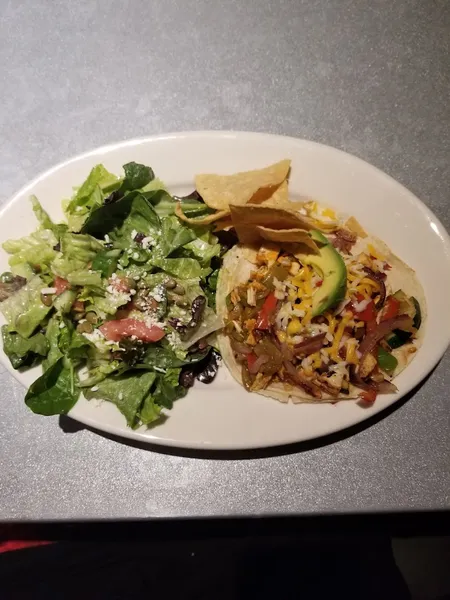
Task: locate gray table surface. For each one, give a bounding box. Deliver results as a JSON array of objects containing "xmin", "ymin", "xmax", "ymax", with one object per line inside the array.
[{"xmin": 0, "ymin": 0, "xmax": 449, "ymax": 521}]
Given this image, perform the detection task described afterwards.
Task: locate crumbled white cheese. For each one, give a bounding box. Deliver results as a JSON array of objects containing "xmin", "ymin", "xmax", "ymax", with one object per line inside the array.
[
  {"xmin": 131, "ymin": 229, "xmax": 138, "ymax": 240},
  {"xmin": 353, "ymin": 298, "xmax": 371, "ymax": 313},
  {"xmin": 325, "ymin": 332, "xmax": 334, "ymax": 343},
  {"xmin": 104, "ymin": 234, "xmax": 110, "ymax": 243},
  {"xmin": 59, "ymin": 322, "xmax": 65, "ymax": 329},
  {"xmin": 91, "ymin": 386, "xmax": 99, "ymax": 392},
  {"xmin": 141, "ymin": 235, "xmax": 156, "ymax": 249},
  {"xmin": 118, "ymin": 392, "xmax": 123, "ymax": 400},
  {"xmin": 41, "ymin": 287, "xmax": 57, "ymax": 295},
  {"xmin": 132, "ymin": 252, "xmax": 139, "ymax": 260}
]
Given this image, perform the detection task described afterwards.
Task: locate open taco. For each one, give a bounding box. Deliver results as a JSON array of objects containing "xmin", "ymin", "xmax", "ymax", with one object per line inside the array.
[{"xmin": 217, "ymin": 205, "xmax": 426, "ymax": 405}]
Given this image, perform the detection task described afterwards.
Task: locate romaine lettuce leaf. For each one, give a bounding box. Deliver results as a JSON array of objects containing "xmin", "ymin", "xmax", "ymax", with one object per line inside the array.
[
  {"xmin": 1, "ymin": 326, "xmax": 48, "ymax": 369},
  {"xmin": 138, "ymin": 394, "xmax": 162, "ymax": 425},
  {"xmin": 3, "ymin": 229, "xmax": 58, "ymax": 273},
  {"xmin": 0, "ymin": 275, "xmax": 52, "ymax": 338},
  {"xmin": 66, "ymin": 269, "xmax": 103, "ymax": 288},
  {"xmin": 31, "ymin": 196, "xmax": 68, "ymax": 238},
  {"xmin": 84, "ymin": 370, "xmax": 157, "ymax": 427},
  {"xmin": 52, "ymin": 232, "xmax": 104, "ymax": 277},
  {"xmin": 145, "ymin": 189, "xmax": 212, "ymax": 218},
  {"xmin": 157, "ymin": 216, "xmax": 196, "ymax": 257},
  {"xmin": 150, "ymin": 257, "xmax": 211, "ymax": 280},
  {"xmin": 25, "ymin": 357, "xmax": 80, "ymax": 416},
  {"xmin": 64, "ymin": 165, "xmax": 119, "ymax": 231}
]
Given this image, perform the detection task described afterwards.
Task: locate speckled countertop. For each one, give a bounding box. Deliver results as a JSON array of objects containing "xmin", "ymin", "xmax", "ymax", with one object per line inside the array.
[{"xmin": 0, "ymin": 0, "xmax": 449, "ymax": 520}]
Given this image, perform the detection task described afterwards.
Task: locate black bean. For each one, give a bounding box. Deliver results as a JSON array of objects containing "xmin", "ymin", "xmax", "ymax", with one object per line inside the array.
[
  {"xmin": 134, "ymin": 232, "xmax": 145, "ymax": 244},
  {"xmin": 190, "ymin": 296, "xmax": 206, "ymax": 327},
  {"xmin": 180, "ymin": 370, "xmax": 195, "ymax": 388},
  {"xmin": 196, "ymin": 350, "xmax": 220, "ymax": 384}
]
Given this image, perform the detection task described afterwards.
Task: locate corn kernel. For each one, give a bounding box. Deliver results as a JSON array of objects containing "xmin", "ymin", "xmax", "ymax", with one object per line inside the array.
[
  {"xmin": 367, "ymin": 244, "xmax": 385, "ymax": 260},
  {"xmin": 322, "ymin": 208, "xmax": 336, "ymax": 219},
  {"xmin": 277, "ymin": 331, "xmax": 287, "ymax": 343},
  {"xmin": 288, "ymin": 289, "xmax": 297, "ymax": 302},
  {"xmin": 287, "ymin": 317, "xmax": 302, "ymax": 336}
]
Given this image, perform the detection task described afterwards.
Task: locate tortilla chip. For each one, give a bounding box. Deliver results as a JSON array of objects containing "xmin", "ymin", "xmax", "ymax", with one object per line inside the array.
[
  {"xmin": 249, "ymin": 180, "xmax": 290, "ymax": 205},
  {"xmin": 257, "ymin": 226, "xmax": 318, "ymax": 251},
  {"xmin": 230, "ymin": 204, "xmax": 313, "ymax": 232},
  {"xmin": 345, "ymin": 216, "xmax": 367, "ymax": 238},
  {"xmin": 213, "ymin": 217, "xmax": 234, "ymax": 231},
  {"xmin": 175, "ymin": 202, "xmax": 229, "ymax": 225},
  {"xmin": 195, "ymin": 160, "xmax": 291, "ymax": 210}
]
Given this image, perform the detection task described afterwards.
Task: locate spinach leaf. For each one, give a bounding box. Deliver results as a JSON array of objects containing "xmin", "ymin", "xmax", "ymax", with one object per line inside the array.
[
  {"xmin": 25, "ymin": 358, "xmax": 80, "ymax": 416},
  {"xmin": 81, "ymin": 192, "xmax": 160, "ymax": 239},
  {"xmin": 152, "ymin": 368, "xmax": 186, "ymax": 410},
  {"xmin": 1, "ymin": 326, "xmax": 48, "ymax": 369},
  {"xmin": 112, "ymin": 194, "xmax": 160, "ymax": 245},
  {"xmin": 136, "ymin": 345, "xmax": 209, "ymax": 370},
  {"xmin": 202, "ymin": 268, "xmax": 219, "ymax": 309},
  {"xmin": 84, "ymin": 370, "xmax": 157, "ymax": 427},
  {"xmin": 91, "ymin": 249, "xmax": 120, "ymax": 278},
  {"xmin": 120, "ymin": 162, "xmax": 154, "ymax": 193}
]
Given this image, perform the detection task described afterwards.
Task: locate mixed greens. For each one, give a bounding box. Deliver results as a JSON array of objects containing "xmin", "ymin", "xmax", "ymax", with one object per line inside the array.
[{"xmin": 0, "ymin": 162, "xmax": 227, "ymax": 428}]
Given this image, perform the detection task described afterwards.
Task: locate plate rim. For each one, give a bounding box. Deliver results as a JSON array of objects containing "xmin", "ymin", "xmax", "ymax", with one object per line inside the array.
[{"xmin": 1, "ymin": 130, "xmax": 450, "ymax": 450}]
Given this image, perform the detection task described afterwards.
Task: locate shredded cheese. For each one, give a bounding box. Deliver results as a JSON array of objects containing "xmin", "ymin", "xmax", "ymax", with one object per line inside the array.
[{"xmin": 329, "ymin": 312, "xmax": 352, "ymax": 362}]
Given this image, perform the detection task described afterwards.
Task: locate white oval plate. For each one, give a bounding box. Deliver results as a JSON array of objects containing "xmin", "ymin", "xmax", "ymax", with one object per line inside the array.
[{"xmin": 1, "ymin": 131, "xmax": 449, "ymax": 450}]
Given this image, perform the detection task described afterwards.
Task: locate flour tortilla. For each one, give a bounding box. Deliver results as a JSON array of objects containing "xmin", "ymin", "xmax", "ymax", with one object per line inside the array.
[{"xmin": 217, "ymin": 237, "xmax": 426, "ymax": 404}]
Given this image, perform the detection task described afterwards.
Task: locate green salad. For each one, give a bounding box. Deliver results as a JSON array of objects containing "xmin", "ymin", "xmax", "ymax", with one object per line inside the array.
[{"xmin": 0, "ymin": 162, "xmax": 230, "ymax": 428}]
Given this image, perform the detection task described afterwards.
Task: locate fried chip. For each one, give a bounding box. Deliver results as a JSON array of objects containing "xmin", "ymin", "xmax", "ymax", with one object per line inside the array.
[
  {"xmin": 230, "ymin": 204, "xmax": 312, "ymax": 232},
  {"xmin": 257, "ymin": 227, "xmax": 318, "ymax": 251},
  {"xmin": 213, "ymin": 217, "xmax": 234, "ymax": 231},
  {"xmin": 195, "ymin": 160, "xmax": 291, "ymax": 210},
  {"xmin": 175, "ymin": 202, "xmax": 229, "ymax": 225}
]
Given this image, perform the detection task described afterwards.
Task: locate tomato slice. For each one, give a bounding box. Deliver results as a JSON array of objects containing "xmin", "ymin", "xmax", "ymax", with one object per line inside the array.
[
  {"xmin": 360, "ymin": 389, "xmax": 377, "ymax": 404},
  {"xmin": 351, "ymin": 293, "xmax": 376, "ymax": 322},
  {"xmin": 99, "ymin": 318, "xmax": 165, "ymax": 343},
  {"xmin": 380, "ymin": 296, "xmax": 400, "ymax": 322},
  {"xmin": 53, "ymin": 276, "xmax": 70, "ymax": 296},
  {"xmin": 256, "ymin": 292, "xmax": 277, "ymax": 330},
  {"xmin": 247, "ymin": 353, "xmax": 258, "ymax": 369}
]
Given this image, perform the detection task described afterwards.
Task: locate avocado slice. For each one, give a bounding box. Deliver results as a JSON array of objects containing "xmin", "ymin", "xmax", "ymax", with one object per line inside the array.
[{"xmin": 298, "ymin": 230, "xmax": 347, "ymax": 316}]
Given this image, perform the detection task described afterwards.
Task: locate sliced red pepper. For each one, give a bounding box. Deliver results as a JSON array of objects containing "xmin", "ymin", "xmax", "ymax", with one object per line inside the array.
[
  {"xmin": 360, "ymin": 389, "xmax": 377, "ymax": 404},
  {"xmin": 256, "ymin": 292, "xmax": 277, "ymax": 330},
  {"xmin": 350, "ymin": 293, "xmax": 376, "ymax": 322},
  {"xmin": 380, "ymin": 296, "xmax": 400, "ymax": 322},
  {"xmin": 246, "ymin": 353, "xmax": 258, "ymax": 369},
  {"xmin": 53, "ymin": 276, "xmax": 70, "ymax": 296}
]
